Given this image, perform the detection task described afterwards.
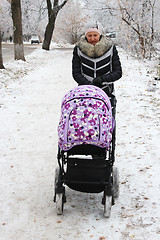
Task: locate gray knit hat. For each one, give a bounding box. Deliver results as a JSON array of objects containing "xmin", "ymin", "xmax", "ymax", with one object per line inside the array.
[{"xmin": 85, "ymin": 21, "xmax": 103, "ymax": 36}]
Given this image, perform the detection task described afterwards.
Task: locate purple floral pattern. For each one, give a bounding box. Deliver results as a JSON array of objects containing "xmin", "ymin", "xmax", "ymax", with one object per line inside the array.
[{"xmin": 58, "ymin": 85, "xmax": 113, "ymax": 151}]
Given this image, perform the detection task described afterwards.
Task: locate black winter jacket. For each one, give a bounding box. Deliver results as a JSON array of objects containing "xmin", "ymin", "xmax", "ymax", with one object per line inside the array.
[{"xmin": 72, "ymin": 35, "xmax": 122, "ymax": 95}]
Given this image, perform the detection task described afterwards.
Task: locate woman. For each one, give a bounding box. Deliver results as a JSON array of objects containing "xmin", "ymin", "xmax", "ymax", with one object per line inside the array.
[{"xmin": 72, "ymin": 21, "xmax": 122, "ymax": 96}]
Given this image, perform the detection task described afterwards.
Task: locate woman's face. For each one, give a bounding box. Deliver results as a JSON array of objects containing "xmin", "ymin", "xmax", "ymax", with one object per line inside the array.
[{"xmin": 86, "ymin": 31, "xmax": 100, "ymax": 45}]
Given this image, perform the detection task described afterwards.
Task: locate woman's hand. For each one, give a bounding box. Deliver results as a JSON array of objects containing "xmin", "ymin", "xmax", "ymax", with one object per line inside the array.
[{"xmin": 92, "ymin": 76, "xmax": 103, "ymax": 87}]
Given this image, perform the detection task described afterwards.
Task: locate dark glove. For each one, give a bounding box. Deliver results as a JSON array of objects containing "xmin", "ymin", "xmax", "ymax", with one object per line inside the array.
[
  {"xmin": 92, "ymin": 76, "xmax": 103, "ymax": 87},
  {"xmin": 88, "ymin": 81, "xmax": 94, "ymax": 85}
]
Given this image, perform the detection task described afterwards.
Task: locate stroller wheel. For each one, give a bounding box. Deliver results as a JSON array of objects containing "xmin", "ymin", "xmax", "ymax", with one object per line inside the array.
[
  {"xmin": 54, "ymin": 167, "xmax": 65, "ymax": 215},
  {"xmin": 112, "ymin": 167, "xmax": 119, "ymax": 198},
  {"xmin": 104, "ymin": 195, "xmax": 112, "ymax": 218},
  {"xmin": 56, "ymin": 193, "xmax": 64, "ymax": 215},
  {"xmin": 54, "ymin": 167, "xmax": 60, "ymax": 197}
]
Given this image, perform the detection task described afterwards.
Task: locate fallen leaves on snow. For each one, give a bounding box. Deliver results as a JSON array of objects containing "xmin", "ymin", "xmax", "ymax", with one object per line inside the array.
[{"xmin": 121, "ymin": 214, "xmax": 134, "ymax": 218}]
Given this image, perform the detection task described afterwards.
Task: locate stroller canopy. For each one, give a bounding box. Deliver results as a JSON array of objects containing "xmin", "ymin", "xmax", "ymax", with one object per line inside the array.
[{"xmin": 58, "ymin": 85, "xmax": 113, "ymax": 151}]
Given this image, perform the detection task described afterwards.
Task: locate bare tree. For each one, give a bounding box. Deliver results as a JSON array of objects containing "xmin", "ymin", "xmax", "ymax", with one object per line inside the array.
[
  {"xmin": 117, "ymin": 0, "xmax": 145, "ymax": 57},
  {"xmin": 11, "ymin": 0, "xmax": 25, "ymax": 60},
  {"xmin": 21, "ymin": 0, "xmax": 48, "ymax": 41},
  {"xmin": 89, "ymin": 0, "xmax": 159, "ymax": 58},
  {"xmin": 42, "ymin": 0, "xmax": 68, "ymax": 50},
  {"xmin": 54, "ymin": 1, "xmax": 90, "ymax": 44},
  {"xmin": 117, "ymin": 0, "xmax": 158, "ymax": 58},
  {"xmin": 0, "ymin": 29, "xmax": 5, "ymax": 69}
]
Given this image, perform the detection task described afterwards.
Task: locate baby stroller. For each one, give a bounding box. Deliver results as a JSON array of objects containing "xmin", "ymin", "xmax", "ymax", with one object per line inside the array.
[{"xmin": 54, "ymin": 85, "xmax": 119, "ymax": 217}]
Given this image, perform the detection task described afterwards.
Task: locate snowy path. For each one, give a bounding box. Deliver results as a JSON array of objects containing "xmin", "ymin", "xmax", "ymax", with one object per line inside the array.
[{"xmin": 0, "ymin": 47, "xmax": 160, "ymax": 240}]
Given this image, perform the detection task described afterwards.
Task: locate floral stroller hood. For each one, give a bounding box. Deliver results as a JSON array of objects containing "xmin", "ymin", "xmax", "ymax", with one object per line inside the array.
[{"xmin": 58, "ymin": 85, "xmax": 114, "ymax": 151}]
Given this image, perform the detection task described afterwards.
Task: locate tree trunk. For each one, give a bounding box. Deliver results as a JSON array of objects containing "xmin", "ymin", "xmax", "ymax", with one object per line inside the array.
[
  {"xmin": 42, "ymin": 0, "xmax": 68, "ymax": 51},
  {"xmin": 11, "ymin": 0, "xmax": 25, "ymax": 61},
  {"xmin": 139, "ymin": 35, "xmax": 145, "ymax": 58},
  {"xmin": 0, "ymin": 30, "xmax": 5, "ymax": 69},
  {"xmin": 42, "ymin": 12, "xmax": 57, "ymax": 50}
]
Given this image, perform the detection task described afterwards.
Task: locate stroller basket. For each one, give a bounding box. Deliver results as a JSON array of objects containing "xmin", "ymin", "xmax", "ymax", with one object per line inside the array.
[{"xmin": 65, "ymin": 157, "xmax": 110, "ymax": 193}]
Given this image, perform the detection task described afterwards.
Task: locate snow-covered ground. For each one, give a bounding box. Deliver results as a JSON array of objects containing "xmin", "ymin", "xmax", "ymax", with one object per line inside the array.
[{"xmin": 0, "ymin": 43, "xmax": 160, "ymax": 240}]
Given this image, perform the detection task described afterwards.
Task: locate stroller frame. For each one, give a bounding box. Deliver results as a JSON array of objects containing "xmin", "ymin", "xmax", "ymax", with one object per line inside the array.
[{"xmin": 54, "ymin": 94, "xmax": 119, "ymax": 217}]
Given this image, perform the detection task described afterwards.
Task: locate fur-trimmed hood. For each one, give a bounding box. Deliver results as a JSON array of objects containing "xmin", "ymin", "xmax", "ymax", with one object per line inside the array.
[{"xmin": 77, "ymin": 35, "xmax": 113, "ymax": 58}]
